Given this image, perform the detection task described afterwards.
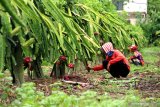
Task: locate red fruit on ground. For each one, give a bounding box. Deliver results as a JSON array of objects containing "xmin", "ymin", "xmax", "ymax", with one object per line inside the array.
[{"xmin": 64, "ymin": 76, "xmax": 70, "ymax": 80}]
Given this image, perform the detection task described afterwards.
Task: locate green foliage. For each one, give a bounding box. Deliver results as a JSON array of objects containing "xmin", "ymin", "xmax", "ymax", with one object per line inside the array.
[
  {"xmin": 0, "ymin": 0, "xmax": 147, "ymax": 84},
  {"xmin": 9, "ymin": 82, "xmax": 44, "ymax": 107},
  {"xmin": 0, "ymin": 34, "xmax": 5, "ymax": 72},
  {"xmin": 76, "ymin": 0, "xmax": 116, "ymax": 12},
  {"xmin": 8, "ymin": 82, "xmax": 160, "ymax": 107},
  {"xmin": 125, "ymin": 24, "xmax": 147, "ymax": 47},
  {"xmin": 141, "ymin": 47, "xmax": 160, "ymax": 64},
  {"xmin": 9, "ymin": 82, "xmax": 142, "ymax": 107},
  {"xmin": 54, "ymin": 0, "xmax": 116, "ymax": 12},
  {"xmin": 148, "ymin": 0, "xmax": 160, "ymax": 22},
  {"xmin": 140, "ymin": 0, "xmax": 160, "ymax": 46},
  {"xmin": 0, "ymin": 73, "xmax": 14, "ymax": 106},
  {"xmin": 141, "ymin": 22, "xmax": 160, "ymax": 45},
  {"xmin": 0, "ymin": 0, "xmax": 145, "ymax": 63}
]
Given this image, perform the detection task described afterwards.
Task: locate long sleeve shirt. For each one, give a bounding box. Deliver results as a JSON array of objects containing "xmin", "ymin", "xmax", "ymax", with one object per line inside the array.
[
  {"xmin": 93, "ymin": 50, "xmax": 130, "ymax": 71},
  {"xmin": 130, "ymin": 51, "xmax": 143, "ymax": 61}
]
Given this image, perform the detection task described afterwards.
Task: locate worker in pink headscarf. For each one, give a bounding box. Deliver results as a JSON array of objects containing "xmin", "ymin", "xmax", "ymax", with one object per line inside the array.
[
  {"xmin": 87, "ymin": 42, "xmax": 130, "ymax": 78},
  {"xmin": 128, "ymin": 45, "xmax": 144, "ymax": 66}
]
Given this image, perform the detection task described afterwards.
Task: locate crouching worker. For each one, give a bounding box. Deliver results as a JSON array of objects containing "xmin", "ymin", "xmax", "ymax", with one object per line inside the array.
[
  {"xmin": 86, "ymin": 42, "xmax": 130, "ymax": 78},
  {"xmin": 128, "ymin": 45, "xmax": 144, "ymax": 66}
]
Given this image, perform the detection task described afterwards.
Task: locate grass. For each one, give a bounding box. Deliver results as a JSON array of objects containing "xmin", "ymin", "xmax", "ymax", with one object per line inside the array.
[{"xmin": 141, "ymin": 47, "xmax": 160, "ymax": 63}]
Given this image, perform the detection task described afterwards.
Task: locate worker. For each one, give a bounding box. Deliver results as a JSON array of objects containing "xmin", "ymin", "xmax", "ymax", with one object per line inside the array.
[
  {"xmin": 86, "ymin": 42, "xmax": 130, "ymax": 78},
  {"xmin": 128, "ymin": 45, "xmax": 144, "ymax": 66}
]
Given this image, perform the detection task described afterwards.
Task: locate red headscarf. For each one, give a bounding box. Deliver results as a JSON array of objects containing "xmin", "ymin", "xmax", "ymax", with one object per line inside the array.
[{"xmin": 129, "ymin": 45, "xmax": 138, "ymax": 52}]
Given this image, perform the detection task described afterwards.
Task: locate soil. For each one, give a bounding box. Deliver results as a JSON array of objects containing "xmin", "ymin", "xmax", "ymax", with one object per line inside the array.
[
  {"xmin": 1, "ymin": 54, "xmax": 160, "ymax": 105},
  {"xmin": 24, "ymin": 70, "xmax": 160, "ymax": 99},
  {"xmin": 1, "ymin": 69, "xmax": 160, "ymax": 106}
]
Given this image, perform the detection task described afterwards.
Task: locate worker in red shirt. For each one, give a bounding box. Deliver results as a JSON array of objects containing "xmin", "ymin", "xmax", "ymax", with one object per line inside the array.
[
  {"xmin": 86, "ymin": 42, "xmax": 130, "ymax": 78},
  {"xmin": 128, "ymin": 45, "xmax": 144, "ymax": 66}
]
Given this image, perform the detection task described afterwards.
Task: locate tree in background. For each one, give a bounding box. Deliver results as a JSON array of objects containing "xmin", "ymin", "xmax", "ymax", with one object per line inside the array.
[{"xmin": 140, "ymin": 0, "xmax": 160, "ymax": 46}]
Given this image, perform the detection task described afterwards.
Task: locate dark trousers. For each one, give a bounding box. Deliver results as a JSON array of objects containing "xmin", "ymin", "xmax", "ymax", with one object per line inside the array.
[
  {"xmin": 103, "ymin": 60, "xmax": 130, "ymax": 78},
  {"xmin": 131, "ymin": 59, "xmax": 142, "ymax": 66}
]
